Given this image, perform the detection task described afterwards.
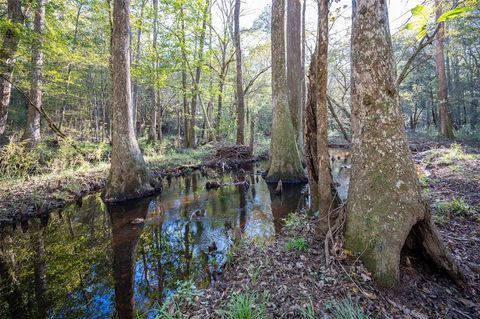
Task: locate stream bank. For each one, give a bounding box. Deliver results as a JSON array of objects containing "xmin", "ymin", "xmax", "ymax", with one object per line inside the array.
[
  {"xmin": 178, "ymin": 141, "xmax": 480, "ymax": 318},
  {"xmin": 0, "ymin": 142, "xmax": 267, "ymax": 228}
]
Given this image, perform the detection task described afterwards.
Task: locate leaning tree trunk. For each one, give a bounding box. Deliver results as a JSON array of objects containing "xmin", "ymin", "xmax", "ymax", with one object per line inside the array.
[
  {"xmin": 286, "ymin": 0, "xmax": 303, "ymax": 150},
  {"xmin": 435, "ymin": 0, "xmax": 454, "ymax": 139},
  {"xmin": 105, "ymin": 0, "xmax": 154, "ymax": 202},
  {"xmin": 234, "ymin": 0, "xmax": 245, "ymax": 145},
  {"xmin": 0, "ymin": 0, "xmax": 24, "ymax": 135},
  {"xmin": 345, "ymin": 0, "xmax": 463, "ymax": 287},
  {"xmin": 22, "ymin": 0, "xmax": 45, "ymax": 145},
  {"xmin": 266, "ymin": 0, "xmax": 305, "ymax": 183}
]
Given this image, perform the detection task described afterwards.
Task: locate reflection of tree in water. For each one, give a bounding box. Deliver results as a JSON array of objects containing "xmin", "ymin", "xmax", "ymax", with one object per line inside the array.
[
  {"xmin": 267, "ymin": 182, "xmax": 307, "ymax": 233},
  {"xmin": 0, "ymin": 233, "xmax": 27, "ymax": 318},
  {"xmin": 108, "ymin": 197, "xmax": 150, "ymax": 319},
  {"xmin": 30, "ymin": 219, "xmax": 50, "ymax": 319}
]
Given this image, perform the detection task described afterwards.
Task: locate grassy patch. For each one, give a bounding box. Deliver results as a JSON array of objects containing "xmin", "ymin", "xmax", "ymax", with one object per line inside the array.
[
  {"xmin": 433, "ymin": 197, "xmax": 477, "ymax": 224},
  {"xmin": 327, "ymin": 296, "xmax": 369, "ymax": 319},
  {"xmin": 424, "ymin": 143, "xmax": 477, "ymax": 166},
  {"xmin": 222, "ymin": 291, "xmax": 269, "ymax": 319},
  {"xmin": 285, "ymin": 237, "xmax": 308, "ymax": 252}
]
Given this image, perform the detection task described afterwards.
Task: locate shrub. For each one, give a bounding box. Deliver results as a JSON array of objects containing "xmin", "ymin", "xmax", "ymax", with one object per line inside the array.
[{"xmin": 0, "ymin": 139, "xmax": 44, "ymax": 178}]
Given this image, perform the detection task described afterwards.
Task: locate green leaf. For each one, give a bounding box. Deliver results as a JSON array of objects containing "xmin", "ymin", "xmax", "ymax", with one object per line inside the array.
[
  {"xmin": 436, "ymin": 7, "xmax": 473, "ymax": 23},
  {"xmin": 411, "ymin": 5, "xmax": 428, "ymax": 18}
]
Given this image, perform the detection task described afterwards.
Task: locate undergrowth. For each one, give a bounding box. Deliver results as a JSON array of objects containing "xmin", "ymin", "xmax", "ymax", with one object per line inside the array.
[
  {"xmin": 221, "ymin": 291, "xmax": 269, "ymax": 319},
  {"xmin": 433, "ymin": 197, "xmax": 477, "ymax": 224},
  {"xmin": 327, "ymin": 296, "xmax": 369, "ymax": 319}
]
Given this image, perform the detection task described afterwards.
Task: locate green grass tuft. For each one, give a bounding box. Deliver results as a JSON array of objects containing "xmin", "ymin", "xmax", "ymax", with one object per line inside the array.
[
  {"xmin": 223, "ymin": 292, "xmax": 269, "ymax": 319},
  {"xmin": 327, "ymin": 296, "xmax": 369, "ymax": 319},
  {"xmin": 285, "ymin": 237, "xmax": 308, "ymax": 252}
]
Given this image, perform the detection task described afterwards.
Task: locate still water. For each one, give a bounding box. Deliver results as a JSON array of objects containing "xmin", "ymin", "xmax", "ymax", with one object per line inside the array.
[{"xmin": 0, "ymin": 149, "xmax": 350, "ymax": 318}]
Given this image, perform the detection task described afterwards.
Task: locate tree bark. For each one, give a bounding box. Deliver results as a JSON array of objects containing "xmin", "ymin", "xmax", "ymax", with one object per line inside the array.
[
  {"xmin": 316, "ymin": 0, "xmax": 338, "ymax": 216},
  {"xmin": 305, "ymin": 49, "xmax": 319, "ymax": 211},
  {"xmin": 346, "ymin": 0, "xmax": 463, "ymax": 287},
  {"xmin": 266, "ymin": 0, "xmax": 306, "ymax": 183},
  {"xmin": 287, "ymin": 0, "xmax": 303, "ymax": 150},
  {"xmin": 0, "ymin": 0, "xmax": 24, "ymax": 135},
  {"xmin": 234, "ymin": 0, "xmax": 245, "ymax": 145},
  {"xmin": 132, "ymin": 0, "xmax": 146, "ymax": 136},
  {"xmin": 435, "ymin": 0, "xmax": 454, "ymax": 139},
  {"xmin": 22, "ymin": 0, "xmax": 45, "ymax": 145},
  {"xmin": 105, "ymin": 0, "xmax": 154, "ymax": 202}
]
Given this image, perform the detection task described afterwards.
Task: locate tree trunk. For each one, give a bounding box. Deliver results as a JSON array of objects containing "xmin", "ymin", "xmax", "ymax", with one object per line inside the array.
[
  {"xmin": 266, "ymin": 0, "xmax": 306, "ymax": 183},
  {"xmin": 188, "ymin": 0, "xmax": 210, "ymax": 148},
  {"xmin": 149, "ymin": 0, "xmax": 159, "ymax": 142},
  {"xmin": 0, "ymin": 0, "xmax": 24, "ymax": 135},
  {"xmin": 22, "ymin": 0, "xmax": 45, "ymax": 145},
  {"xmin": 316, "ymin": 0, "xmax": 338, "ymax": 216},
  {"xmin": 180, "ymin": 5, "xmax": 190, "ymax": 148},
  {"xmin": 287, "ymin": 0, "xmax": 303, "ymax": 150},
  {"xmin": 305, "ymin": 50, "xmax": 319, "ymax": 211},
  {"xmin": 234, "ymin": 0, "xmax": 245, "ymax": 145},
  {"xmin": 58, "ymin": 2, "xmax": 82, "ymax": 131},
  {"xmin": 105, "ymin": 0, "xmax": 154, "ymax": 202},
  {"xmin": 346, "ymin": 0, "xmax": 463, "ymax": 287},
  {"xmin": 435, "ymin": 0, "xmax": 454, "ymax": 139}
]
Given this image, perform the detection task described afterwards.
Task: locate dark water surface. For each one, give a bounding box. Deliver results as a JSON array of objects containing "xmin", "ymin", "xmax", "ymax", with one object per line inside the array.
[{"xmin": 0, "ymin": 150, "xmax": 350, "ymax": 319}]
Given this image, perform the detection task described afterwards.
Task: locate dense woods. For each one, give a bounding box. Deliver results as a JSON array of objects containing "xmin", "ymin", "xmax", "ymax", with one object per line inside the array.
[{"xmin": 0, "ymin": 0, "xmax": 479, "ymax": 318}]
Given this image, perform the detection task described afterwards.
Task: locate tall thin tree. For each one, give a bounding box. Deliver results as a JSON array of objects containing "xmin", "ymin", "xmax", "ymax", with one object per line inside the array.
[
  {"xmin": 316, "ymin": 0, "xmax": 338, "ymax": 216},
  {"xmin": 22, "ymin": 0, "xmax": 45, "ymax": 145},
  {"xmin": 435, "ymin": 0, "xmax": 454, "ymax": 139},
  {"xmin": 0, "ymin": 0, "xmax": 24, "ymax": 135},
  {"xmin": 234, "ymin": 0, "xmax": 245, "ymax": 145}
]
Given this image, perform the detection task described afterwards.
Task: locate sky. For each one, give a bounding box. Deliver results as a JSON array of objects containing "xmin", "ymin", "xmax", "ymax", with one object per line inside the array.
[{"xmin": 237, "ymin": 0, "xmax": 424, "ymax": 33}]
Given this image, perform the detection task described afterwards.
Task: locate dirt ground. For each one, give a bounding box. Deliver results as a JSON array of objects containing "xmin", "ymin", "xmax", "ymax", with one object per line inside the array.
[{"xmin": 180, "ymin": 140, "xmax": 480, "ymax": 318}]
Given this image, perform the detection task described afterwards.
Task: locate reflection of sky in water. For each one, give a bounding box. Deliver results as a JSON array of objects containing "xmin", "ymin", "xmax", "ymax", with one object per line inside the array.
[{"xmin": 0, "ymin": 152, "xmax": 351, "ymax": 319}]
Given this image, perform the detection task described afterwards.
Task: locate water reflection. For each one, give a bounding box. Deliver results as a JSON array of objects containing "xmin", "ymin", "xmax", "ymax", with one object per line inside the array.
[
  {"xmin": 109, "ymin": 198, "xmax": 149, "ymax": 319},
  {"xmin": 0, "ymin": 154, "xmax": 351, "ymax": 318}
]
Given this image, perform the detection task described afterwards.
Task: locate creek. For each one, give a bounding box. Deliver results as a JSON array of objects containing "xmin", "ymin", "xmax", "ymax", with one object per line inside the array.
[{"xmin": 0, "ymin": 148, "xmax": 350, "ymax": 318}]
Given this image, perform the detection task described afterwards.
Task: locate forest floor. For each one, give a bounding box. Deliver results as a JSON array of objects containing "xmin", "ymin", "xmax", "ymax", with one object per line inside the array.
[
  {"xmin": 177, "ymin": 139, "xmax": 480, "ymax": 319},
  {"xmin": 0, "ymin": 140, "xmax": 269, "ymax": 228}
]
